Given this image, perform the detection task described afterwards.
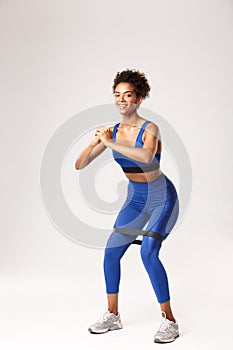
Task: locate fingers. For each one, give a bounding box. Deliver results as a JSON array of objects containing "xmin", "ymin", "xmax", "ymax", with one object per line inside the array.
[
  {"xmin": 96, "ymin": 127, "xmax": 109, "ymax": 133},
  {"xmin": 95, "ymin": 127, "xmax": 109, "ymax": 136}
]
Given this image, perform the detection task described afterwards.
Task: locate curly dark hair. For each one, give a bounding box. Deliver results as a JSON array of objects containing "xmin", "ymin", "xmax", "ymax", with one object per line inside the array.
[{"xmin": 112, "ymin": 68, "xmax": 151, "ymax": 100}]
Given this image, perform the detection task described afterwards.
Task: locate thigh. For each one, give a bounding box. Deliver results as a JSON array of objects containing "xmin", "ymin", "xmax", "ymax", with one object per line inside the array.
[
  {"xmin": 114, "ymin": 199, "xmax": 149, "ymax": 230},
  {"xmin": 145, "ymin": 185, "xmax": 179, "ymax": 239},
  {"xmin": 107, "ymin": 200, "xmax": 149, "ymax": 249}
]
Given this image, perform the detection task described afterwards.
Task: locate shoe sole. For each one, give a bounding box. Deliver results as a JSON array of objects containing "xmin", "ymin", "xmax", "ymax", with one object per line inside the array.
[
  {"xmin": 154, "ymin": 334, "xmax": 179, "ymax": 343},
  {"xmin": 88, "ymin": 326, "xmax": 123, "ymax": 334}
]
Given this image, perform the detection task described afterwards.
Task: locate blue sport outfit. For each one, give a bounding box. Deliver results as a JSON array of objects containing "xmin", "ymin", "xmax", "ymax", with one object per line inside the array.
[{"xmin": 103, "ymin": 120, "xmax": 179, "ymax": 303}]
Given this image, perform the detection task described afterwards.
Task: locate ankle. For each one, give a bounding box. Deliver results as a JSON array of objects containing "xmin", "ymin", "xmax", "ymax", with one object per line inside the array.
[
  {"xmin": 161, "ymin": 311, "xmax": 176, "ymax": 323},
  {"xmin": 108, "ymin": 309, "xmax": 118, "ymax": 316},
  {"xmin": 165, "ymin": 315, "xmax": 176, "ymax": 323}
]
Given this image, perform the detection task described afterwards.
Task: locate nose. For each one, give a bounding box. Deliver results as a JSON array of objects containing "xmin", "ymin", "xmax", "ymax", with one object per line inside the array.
[{"xmin": 119, "ymin": 93, "xmax": 126, "ymax": 102}]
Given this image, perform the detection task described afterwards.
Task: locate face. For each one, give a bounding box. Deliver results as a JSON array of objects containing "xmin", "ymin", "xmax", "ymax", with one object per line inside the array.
[{"xmin": 113, "ymin": 82, "xmax": 142, "ymax": 115}]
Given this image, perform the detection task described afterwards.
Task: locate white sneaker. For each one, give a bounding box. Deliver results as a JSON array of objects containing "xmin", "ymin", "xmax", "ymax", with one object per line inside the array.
[
  {"xmin": 88, "ymin": 311, "xmax": 123, "ymax": 334},
  {"xmin": 154, "ymin": 311, "xmax": 179, "ymax": 343}
]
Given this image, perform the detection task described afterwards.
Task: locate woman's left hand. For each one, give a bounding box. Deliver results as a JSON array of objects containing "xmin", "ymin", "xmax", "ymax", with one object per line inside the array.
[{"xmin": 95, "ymin": 127, "xmax": 112, "ymax": 143}]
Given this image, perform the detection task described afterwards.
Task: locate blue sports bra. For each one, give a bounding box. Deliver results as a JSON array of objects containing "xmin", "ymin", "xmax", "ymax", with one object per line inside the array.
[{"xmin": 112, "ymin": 120, "xmax": 161, "ymax": 173}]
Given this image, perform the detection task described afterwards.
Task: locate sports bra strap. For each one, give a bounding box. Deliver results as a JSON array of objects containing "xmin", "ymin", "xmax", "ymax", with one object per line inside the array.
[
  {"xmin": 112, "ymin": 122, "xmax": 120, "ymax": 141},
  {"xmin": 135, "ymin": 120, "xmax": 151, "ymax": 145}
]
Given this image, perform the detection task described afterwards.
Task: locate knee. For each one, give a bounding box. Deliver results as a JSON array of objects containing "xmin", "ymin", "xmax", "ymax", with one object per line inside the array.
[
  {"xmin": 140, "ymin": 242, "xmax": 160, "ymax": 266},
  {"xmin": 104, "ymin": 247, "xmax": 115, "ymax": 262},
  {"xmin": 140, "ymin": 246, "xmax": 152, "ymax": 266},
  {"xmin": 104, "ymin": 247, "xmax": 122, "ymax": 265}
]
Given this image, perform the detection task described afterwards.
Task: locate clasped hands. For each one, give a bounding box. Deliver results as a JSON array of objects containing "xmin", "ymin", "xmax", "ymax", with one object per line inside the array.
[{"xmin": 94, "ymin": 126, "xmax": 112, "ymax": 143}]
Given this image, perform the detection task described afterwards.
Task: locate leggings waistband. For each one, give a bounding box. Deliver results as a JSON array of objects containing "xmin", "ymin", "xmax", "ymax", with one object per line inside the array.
[{"xmin": 128, "ymin": 173, "xmax": 167, "ymax": 190}]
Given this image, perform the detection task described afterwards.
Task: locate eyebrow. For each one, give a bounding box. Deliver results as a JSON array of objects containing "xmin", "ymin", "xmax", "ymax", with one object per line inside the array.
[{"xmin": 114, "ymin": 90, "xmax": 134, "ymax": 93}]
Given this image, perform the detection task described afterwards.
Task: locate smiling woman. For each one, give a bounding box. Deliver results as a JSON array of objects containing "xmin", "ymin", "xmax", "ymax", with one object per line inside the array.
[{"xmin": 75, "ymin": 68, "xmax": 180, "ymax": 344}]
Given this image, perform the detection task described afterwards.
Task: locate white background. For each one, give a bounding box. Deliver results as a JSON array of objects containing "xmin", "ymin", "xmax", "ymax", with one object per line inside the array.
[{"xmin": 1, "ymin": 0, "xmax": 233, "ymax": 349}]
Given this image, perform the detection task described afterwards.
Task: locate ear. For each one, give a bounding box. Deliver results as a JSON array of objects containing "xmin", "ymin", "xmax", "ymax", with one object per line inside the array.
[{"xmin": 136, "ymin": 96, "xmax": 143, "ymax": 105}]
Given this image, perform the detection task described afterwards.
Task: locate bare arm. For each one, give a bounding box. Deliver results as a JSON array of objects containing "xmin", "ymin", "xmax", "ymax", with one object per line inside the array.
[
  {"xmin": 97, "ymin": 123, "xmax": 159, "ymax": 164},
  {"xmin": 74, "ymin": 141, "xmax": 107, "ymax": 170},
  {"xmin": 74, "ymin": 126, "xmax": 113, "ymax": 170}
]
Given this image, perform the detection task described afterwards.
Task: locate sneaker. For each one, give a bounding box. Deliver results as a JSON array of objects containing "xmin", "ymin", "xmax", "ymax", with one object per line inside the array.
[
  {"xmin": 88, "ymin": 310, "xmax": 123, "ymax": 334},
  {"xmin": 154, "ymin": 311, "xmax": 179, "ymax": 343}
]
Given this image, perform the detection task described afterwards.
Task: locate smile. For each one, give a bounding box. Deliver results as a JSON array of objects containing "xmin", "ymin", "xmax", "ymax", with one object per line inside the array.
[{"xmin": 118, "ymin": 104, "xmax": 128, "ymax": 109}]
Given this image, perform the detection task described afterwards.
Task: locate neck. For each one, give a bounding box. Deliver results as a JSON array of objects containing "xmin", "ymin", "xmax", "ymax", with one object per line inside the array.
[{"xmin": 121, "ymin": 111, "xmax": 141, "ymax": 127}]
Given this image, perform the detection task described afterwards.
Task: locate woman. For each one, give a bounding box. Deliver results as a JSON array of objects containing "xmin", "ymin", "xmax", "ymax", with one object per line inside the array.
[{"xmin": 75, "ymin": 69, "xmax": 180, "ymax": 343}]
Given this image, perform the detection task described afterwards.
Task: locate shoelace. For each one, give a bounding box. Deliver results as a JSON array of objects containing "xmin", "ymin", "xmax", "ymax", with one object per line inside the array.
[
  {"xmin": 158, "ymin": 311, "xmax": 169, "ymax": 332},
  {"xmin": 97, "ymin": 311, "xmax": 111, "ymax": 323}
]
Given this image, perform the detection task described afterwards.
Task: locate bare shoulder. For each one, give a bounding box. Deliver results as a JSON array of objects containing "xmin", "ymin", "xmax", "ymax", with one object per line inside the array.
[{"xmin": 144, "ymin": 121, "xmax": 160, "ymax": 137}]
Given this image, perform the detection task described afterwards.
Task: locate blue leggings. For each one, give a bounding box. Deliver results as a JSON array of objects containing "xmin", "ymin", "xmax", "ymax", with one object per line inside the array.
[{"xmin": 103, "ymin": 173, "xmax": 179, "ymax": 304}]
